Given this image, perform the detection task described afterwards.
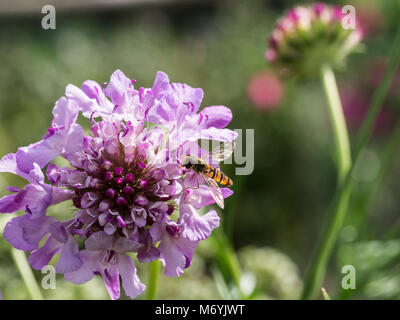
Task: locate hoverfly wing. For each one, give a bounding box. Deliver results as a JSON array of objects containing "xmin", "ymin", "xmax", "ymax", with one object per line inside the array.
[
  {"xmin": 211, "ymin": 142, "xmax": 235, "ymax": 163},
  {"xmin": 203, "ymin": 175, "xmax": 224, "ymax": 209}
]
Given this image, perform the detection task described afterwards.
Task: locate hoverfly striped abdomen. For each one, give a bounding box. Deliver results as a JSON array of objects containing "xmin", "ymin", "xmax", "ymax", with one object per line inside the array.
[{"xmin": 206, "ymin": 167, "xmax": 233, "ymax": 187}]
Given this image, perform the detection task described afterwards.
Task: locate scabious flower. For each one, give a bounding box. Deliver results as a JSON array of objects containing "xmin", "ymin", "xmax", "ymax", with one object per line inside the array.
[
  {"xmin": 266, "ymin": 3, "xmax": 363, "ymax": 77},
  {"xmin": 0, "ymin": 70, "xmax": 237, "ymax": 299}
]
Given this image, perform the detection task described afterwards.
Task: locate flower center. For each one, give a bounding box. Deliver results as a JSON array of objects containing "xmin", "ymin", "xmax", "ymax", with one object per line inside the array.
[{"xmin": 71, "ymin": 136, "xmax": 174, "ymax": 237}]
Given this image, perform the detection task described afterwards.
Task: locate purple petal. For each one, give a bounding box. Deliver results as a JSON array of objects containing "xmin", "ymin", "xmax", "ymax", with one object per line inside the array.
[
  {"xmin": 190, "ymin": 186, "xmax": 233, "ymax": 209},
  {"xmin": 16, "ymin": 141, "xmax": 60, "ymax": 173},
  {"xmin": 20, "ymin": 215, "xmax": 57, "ymax": 246},
  {"xmin": 156, "ymin": 222, "xmax": 198, "ymax": 277},
  {"xmin": 63, "ymin": 125, "xmax": 85, "ymax": 158},
  {"xmin": 65, "ymin": 84, "xmax": 99, "ymax": 118},
  {"xmin": 137, "ymin": 245, "xmax": 160, "ymax": 263},
  {"xmin": 82, "ymin": 80, "xmax": 113, "ymax": 113},
  {"xmin": 149, "ymin": 221, "xmax": 164, "ymax": 242},
  {"xmin": 0, "ymin": 153, "xmax": 19, "ymax": 175},
  {"xmin": 51, "ymin": 96, "xmax": 79, "ymax": 131},
  {"xmin": 49, "ymin": 222, "xmax": 69, "ymax": 243},
  {"xmin": 4, "ymin": 215, "xmax": 37, "ymax": 251},
  {"xmin": 101, "ymin": 265, "xmax": 120, "ymax": 300},
  {"xmin": 51, "ymin": 187, "xmax": 75, "ymax": 205},
  {"xmin": 170, "ymin": 82, "xmax": 204, "ymax": 115},
  {"xmin": 0, "ymin": 193, "xmax": 20, "ymax": 213},
  {"xmin": 151, "ymin": 71, "xmax": 170, "ymax": 99},
  {"xmin": 158, "ymin": 233, "xmax": 187, "ymax": 277},
  {"xmin": 0, "ymin": 153, "xmax": 33, "ymax": 184},
  {"xmin": 80, "ymin": 192, "xmax": 100, "ymax": 209},
  {"xmin": 55, "ymin": 236, "xmax": 83, "ymax": 273},
  {"xmin": 105, "ymin": 70, "xmax": 132, "ymax": 108},
  {"xmin": 118, "ymin": 254, "xmax": 145, "ymax": 299},
  {"xmin": 64, "ymin": 250, "xmax": 102, "ymax": 284},
  {"xmin": 14, "ymin": 183, "xmax": 53, "ymax": 216},
  {"xmin": 137, "ymin": 231, "xmax": 160, "ymax": 263},
  {"xmin": 149, "ymin": 82, "xmax": 204, "ymax": 125},
  {"xmin": 28, "ymin": 236, "xmax": 62, "ymax": 270},
  {"xmin": 113, "ymin": 237, "xmax": 142, "ymax": 253},
  {"xmin": 179, "ymin": 207, "xmax": 220, "ymax": 241},
  {"xmin": 28, "ymin": 163, "xmax": 45, "ymax": 184},
  {"xmin": 104, "ymin": 223, "xmax": 117, "ymax": 235},
  {"xmin": 16, "ymin": 98, "xmax": 84, "ymax": 173},
  {"xmin": 196, "ymin": 106, "xmax": 233, "ymax": 129},
  {"xmin": 46, "ymin": 164, "xmax": 87, "ymax": 188},
  {"xmin": 85, "ymin": 231, "xmax": 113, "ymax": 251},
  {"xmin": 50, "ymin": 98, "xmax": 85, "ymax": 158},
  {"xmin": 3, "ymin": 181, "xmax": 68, "ymax": 217}
]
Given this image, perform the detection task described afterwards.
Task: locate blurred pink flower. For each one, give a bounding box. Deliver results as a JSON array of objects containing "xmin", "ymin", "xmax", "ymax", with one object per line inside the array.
[
  {"xmin": 340, "ymin": 84, "xmax": 395, "ymax": 135},
  {"xmin": 355, "ymin": 1, "xmax": 384, "ymax": 37},
  {"xmin": 247, "ymin": 71, "xmax": 284, "ymax": 110},
  {"xmin": 365, "ymin": 57, "xmax": 400, "ymax": 96}
]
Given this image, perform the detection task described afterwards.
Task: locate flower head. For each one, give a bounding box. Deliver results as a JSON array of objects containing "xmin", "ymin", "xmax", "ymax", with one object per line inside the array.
[
  {"xmin": 0, "ymin": 70, "xmax": 237, "ymax": 299},
  {"xmin": 266, "ymin": 3, "xmax": 363, "ymax": 77}
]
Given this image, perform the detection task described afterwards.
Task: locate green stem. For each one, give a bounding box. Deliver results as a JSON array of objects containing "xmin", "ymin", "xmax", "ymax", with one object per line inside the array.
[
  {"xmin": 301, "ymin": 65, "xmax": 352, "ymax": 300},
  {"xmin": 147, "ymin": 260, "xmax": 160, "ymax": 300},
  {"xmin": 11, "ymin": 248, "xmax": 43, "ymax": 300},
  {"xmin": 302, "ymin": 178, "xmax": 352, "ymax": 300},
  {"xmin": 302, "ymin": 25, "xmax": 400, "ymax": 300},
  {"xmin": 321, "ymin": 64, "xmax": 352, "ymax": 184}
]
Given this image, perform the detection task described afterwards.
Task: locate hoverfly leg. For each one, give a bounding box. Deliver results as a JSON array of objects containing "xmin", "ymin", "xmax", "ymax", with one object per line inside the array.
[
  {"xmin": 188, "ymin": 174, "xmax": 200, "ymax": 190},
  {"xmin": 190, "ymin": 174, "xmax": 200, "ymax": 190},
  {"xmin": 183, "ymin": 173, "xmax": 201, "ymax": 192}
]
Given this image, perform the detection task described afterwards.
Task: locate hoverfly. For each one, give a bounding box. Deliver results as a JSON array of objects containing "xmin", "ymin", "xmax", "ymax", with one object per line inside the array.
[{"xmin": 181, "ymin": 142, "xmax": 235, "ymax": 209}]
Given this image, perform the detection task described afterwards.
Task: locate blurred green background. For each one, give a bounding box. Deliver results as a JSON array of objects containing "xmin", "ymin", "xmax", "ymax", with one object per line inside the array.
[{"xmin": 0, "ymin": 0, "xmax": 400, "ymax": 300}]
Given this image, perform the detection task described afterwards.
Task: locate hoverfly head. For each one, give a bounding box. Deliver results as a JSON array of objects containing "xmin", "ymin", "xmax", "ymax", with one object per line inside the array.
[{"xmin": 181, "ymin": 155, "xmax": 198, "ymax": 169}]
